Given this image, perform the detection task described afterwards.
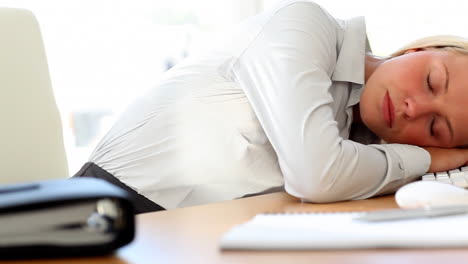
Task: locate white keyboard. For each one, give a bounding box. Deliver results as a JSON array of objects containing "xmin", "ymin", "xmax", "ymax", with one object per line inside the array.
[{"xmin": 421, "ymin": 166, "xmax": 468, "ymax": 188}]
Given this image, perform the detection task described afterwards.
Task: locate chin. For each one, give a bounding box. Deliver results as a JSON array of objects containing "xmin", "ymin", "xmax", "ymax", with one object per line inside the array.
[
  {"xmin": 363, "ymin": 121, "xmax": 392, "ymax": 144},
  {"xmin": 360, "ymin": 115, "xmax": 380, "ymax": 135}
]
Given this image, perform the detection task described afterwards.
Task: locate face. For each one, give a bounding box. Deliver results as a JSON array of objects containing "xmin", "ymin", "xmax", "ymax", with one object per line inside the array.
[{"xmin": 360, "ymin": 49, "xmax": 468, "ymax": 148}]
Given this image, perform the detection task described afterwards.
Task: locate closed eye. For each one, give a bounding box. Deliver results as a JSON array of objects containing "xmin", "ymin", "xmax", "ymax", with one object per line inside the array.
[
  {"xmin": 429, "ymin": 116, "xmax": 435, "ymax": 137},
  {"xmin": 427, "ymin": 73, "xmax": 434, "ymax": 93}
]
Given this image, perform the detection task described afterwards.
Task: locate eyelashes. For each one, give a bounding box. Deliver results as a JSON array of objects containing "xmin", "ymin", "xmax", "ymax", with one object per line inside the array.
[
  {"xmin": 429, "ymin": 115, "xmax": 435, "ymax": 137},
  {"xmin": 427, "ymin": 73, "xmax": 436, "ymax": 137},
  {"xmin": 427, "ymin": 73, "xmax": 434, "ymax": 93}
]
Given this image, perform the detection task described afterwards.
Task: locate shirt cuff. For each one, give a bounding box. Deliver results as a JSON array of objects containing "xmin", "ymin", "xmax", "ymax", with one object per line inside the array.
[
  {"xmin": 369, "ymin": 144, "xmax": 431, "ymax": 196},
  {"xmin": 388, "ymin": 144, "xmax": 431, "ymax": 178}
]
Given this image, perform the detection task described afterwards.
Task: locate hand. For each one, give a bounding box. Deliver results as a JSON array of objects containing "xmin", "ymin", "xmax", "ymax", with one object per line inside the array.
[{"xmin": 422, "ymin": 147, "xmax": 468, "ymax": 173}]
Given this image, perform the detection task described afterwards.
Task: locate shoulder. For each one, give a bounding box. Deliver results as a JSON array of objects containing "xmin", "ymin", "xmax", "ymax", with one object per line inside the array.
[
  {"xmin": 271, "ymin": 0, "xmax": 339, "ymax": 27},
  {"xmin": 262, "ymin": 1, "xmax": 340, "ymax": 70},
  {"xmin": 225, "ymin": 1, "xmax": 342, "ymax": 78},
  {"xmin": 264, "ymin": 0, "xmax": 341, "ymax": 49}
]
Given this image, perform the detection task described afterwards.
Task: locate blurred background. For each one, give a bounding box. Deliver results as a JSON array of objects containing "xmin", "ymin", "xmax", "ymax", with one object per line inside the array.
[{"xmin": 0, "ymin": 0, "xmax": 466, "ymax": 174}]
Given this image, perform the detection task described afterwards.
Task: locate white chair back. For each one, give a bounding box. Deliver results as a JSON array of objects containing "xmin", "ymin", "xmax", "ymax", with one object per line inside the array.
[{"xmin": 0, "ymin": 8, "xmax": 68, "ymax": 184}]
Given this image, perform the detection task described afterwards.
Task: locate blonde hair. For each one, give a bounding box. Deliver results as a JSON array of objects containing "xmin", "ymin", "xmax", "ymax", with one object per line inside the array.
[{"xmin": 390, "ymin": 35, "xmax": 468, "ymax": 58}]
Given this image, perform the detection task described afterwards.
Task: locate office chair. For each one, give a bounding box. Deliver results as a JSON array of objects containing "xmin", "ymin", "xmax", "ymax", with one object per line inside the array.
[{"xmin": 0, "ymin": 8, "xmax": 69, "ymax": 184}]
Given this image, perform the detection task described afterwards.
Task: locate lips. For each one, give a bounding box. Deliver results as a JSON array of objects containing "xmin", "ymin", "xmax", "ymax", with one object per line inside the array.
[{"xmin": 382, "ymin": 91, "xmax": 395, "ymax": 128}]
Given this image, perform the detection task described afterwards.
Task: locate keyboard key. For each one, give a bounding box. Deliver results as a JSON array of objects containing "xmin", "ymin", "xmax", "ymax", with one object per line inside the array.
[
  {"xmin": 449, "ymin": 171, "xmax": 468, "ymax": 188},
  {"xmin": 449, "ymin": 169, "xmax": 462, "ymax": 174},
  {"xmin": 463, "ymin": 171, "xmax": 468, "ymax": 184},
  {"xmin": 422, "ymin": 173, "xmax": 436, "ymax": 181},
  {"xmin": 435, "ymin": 172, "xmax": 452, "ymax": 184},
  {"xmin": 420, "ymin": 167, "xmax": 468, "ymax": 189},
  {"xmin": 436, "ymin": 171, "xmax": 449, "ymax": 178}
]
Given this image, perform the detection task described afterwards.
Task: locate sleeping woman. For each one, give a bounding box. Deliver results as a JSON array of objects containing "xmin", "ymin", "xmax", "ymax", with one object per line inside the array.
[{"xmin": 74, "ymin": 0, "xmax": 468, "ymax": 213}]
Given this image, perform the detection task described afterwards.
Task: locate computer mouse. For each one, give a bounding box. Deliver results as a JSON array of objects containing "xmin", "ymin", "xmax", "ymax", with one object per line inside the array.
[{"xmin": 395, "ymin": 181, "xmax": 468, "ymax": 208}]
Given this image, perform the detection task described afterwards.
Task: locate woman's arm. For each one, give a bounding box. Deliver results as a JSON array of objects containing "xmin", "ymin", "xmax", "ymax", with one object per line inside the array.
[
  {"xmin": 230, "ymin": 1, "xmax": 430, "ymax": 202},
  {"xmin": 423, "ymin": 147, "xmax": 468, "ymax": 172}
]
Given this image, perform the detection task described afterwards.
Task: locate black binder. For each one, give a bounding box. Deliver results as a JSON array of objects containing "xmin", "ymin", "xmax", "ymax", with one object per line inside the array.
[{"xmin": 0, "ymin": 177, "xmax": 135, "ymax": 259}]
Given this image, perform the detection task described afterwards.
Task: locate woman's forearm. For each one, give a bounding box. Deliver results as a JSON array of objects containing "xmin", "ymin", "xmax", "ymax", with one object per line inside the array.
[{"xmin": 422, "ymin": 147, "xmax": 468, "ymax": 173}]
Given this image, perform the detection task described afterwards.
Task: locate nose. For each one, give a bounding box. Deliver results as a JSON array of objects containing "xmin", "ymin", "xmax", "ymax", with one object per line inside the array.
[{"xmin": 403, "ymin": 97, "xmax": 435, "ymax": 120}]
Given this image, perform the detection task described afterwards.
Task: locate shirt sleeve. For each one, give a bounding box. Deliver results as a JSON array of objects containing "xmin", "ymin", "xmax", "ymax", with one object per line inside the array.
[{"xmin": 230, "ymin": 1, "xmax": 431, "ymax": 202}]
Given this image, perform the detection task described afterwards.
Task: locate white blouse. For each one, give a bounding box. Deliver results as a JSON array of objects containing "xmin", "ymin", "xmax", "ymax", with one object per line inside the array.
[{"xmin": 88, "ymin": 0, "xmax": 430, "ymax": 209}]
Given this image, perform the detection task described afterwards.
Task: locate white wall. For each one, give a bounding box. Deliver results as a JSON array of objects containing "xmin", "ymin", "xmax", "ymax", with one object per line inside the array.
[{"xmin": 261, "ymin": 0, "xmax": 468, "ymax": 56}]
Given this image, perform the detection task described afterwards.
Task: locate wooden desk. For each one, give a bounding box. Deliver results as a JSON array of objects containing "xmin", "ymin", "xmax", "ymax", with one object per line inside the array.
[{"xmin": 5, "ymin": 192, "xmax": 468, "ymax": 264}]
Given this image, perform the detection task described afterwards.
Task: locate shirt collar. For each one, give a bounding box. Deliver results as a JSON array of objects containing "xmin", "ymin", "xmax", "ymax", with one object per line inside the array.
[{"xmin": 331, "ymin": 16, "xmax": 370, "ymax": 85}]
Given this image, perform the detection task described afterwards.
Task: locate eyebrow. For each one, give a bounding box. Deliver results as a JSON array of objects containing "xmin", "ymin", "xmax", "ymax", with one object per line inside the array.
[{"xmin": 443, "ymin": 63, "xmax": 454, "ymax": 143}]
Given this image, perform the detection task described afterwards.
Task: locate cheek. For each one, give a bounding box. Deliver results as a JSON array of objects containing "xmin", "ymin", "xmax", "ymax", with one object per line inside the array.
[
  {"xmin": 380, "ymin": 58, "xmax": 426, "ymax": 97},
  {"xmin": 393, "ymin": 75, "xmax": 422, "ymax": 96},
  {"xmin": 360, "ymin": 72, "xmax": 386, "ymax": 126},
  {"xmin": 391, "ymin": 59, "xmax": 429, "ymax": 98},
  {"xmin": 389, "ymin": 125, "xmax": 429, "ymax": 146}
]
